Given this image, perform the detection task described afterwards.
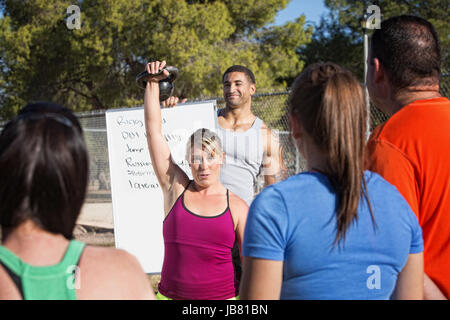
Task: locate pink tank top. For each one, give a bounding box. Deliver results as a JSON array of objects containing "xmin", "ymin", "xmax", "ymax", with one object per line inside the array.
[{"xmin": 158, "ymin": 182, "xmax": 239, "ymax": 300}]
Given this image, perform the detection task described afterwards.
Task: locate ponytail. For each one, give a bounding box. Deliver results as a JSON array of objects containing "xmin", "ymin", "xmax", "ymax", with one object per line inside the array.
[{"xmin": 289, "ymin": 63, "xmax": 375, "ymax": 244}]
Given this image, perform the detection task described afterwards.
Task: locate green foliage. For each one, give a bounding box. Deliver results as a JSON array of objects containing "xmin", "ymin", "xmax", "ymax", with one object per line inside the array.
[
  {"xmin": 0, "ymin": 0, "xmax": 312, "ymax": 120},
  {"xmin": 223, "ymin": 0, "xmax": 289, "ymax": 35},
  {"xmin": 299, "ymin": 0, "xmax": 449, "ymax": 82},
  {"xmin": 298, "ymin": 12, "xmax": 364, "ymax": 80},
  {"xmin": 325, "ymin": 0, "xmax": 449, "ymax": 49}
]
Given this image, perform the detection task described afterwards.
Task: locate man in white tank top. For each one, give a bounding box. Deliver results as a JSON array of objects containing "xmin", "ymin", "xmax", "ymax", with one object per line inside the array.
[
  {"xmin": 161, "ymin": 65, "xmax": 283, "ymax": 283},
  {"xmin": 217, "ymin": 65, "xmax": 283, "ymax": 206},
  {"xmin": 161, "ymin": 66, "xmax": 283, "ymax": 205}
]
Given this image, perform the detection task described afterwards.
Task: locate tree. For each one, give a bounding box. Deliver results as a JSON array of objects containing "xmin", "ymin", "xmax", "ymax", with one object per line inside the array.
[
  {"xmin": 298, "ymin": 12, "xmax": 364, "ymax": 81},
  {"xmin": 0, "ymin": 0, "xmax": 312, "ymax": 120},
  {"xmin": 299, "ymin": 0, "xmax": 449, "ymax": 82}
]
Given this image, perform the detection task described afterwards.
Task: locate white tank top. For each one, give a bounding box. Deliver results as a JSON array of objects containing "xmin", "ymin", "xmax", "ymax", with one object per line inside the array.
[{"xmin": 217, "ymin": 114, "xmax": 264, "ymax": 205}]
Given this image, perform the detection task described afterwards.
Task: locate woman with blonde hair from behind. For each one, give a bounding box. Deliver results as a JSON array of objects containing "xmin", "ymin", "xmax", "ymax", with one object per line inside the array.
[{"xmin": 240, "ymin": 63, "xmax": 424, "ymax": 300}]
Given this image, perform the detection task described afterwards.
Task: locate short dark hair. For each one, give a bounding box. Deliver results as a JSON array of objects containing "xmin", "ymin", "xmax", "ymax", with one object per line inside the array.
[
  {"xmin": 222, "ymin": 65, "xmax": 256, "ymax": 84},
  {"xmin": 0, "ymin": 102, "xmax": 89, "ymax": 240},
  {"xmin": 370, "ymin": 15, "xmax": 441, "ymax": 90}
]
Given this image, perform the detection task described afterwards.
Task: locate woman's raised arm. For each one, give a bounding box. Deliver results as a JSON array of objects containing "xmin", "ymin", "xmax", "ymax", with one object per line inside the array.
[{"xmin": 144, "ymin": 60, "xmax": 188, "ymax": 194}]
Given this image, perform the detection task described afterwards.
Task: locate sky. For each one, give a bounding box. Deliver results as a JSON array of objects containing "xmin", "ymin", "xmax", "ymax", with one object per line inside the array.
[
  {"xmin": 0, "ymin": 1, "xmax": 328, "ymax": 25},
  {"xmin": 273, "ymin": 0, "xmax": 328, "ymax": 26}
]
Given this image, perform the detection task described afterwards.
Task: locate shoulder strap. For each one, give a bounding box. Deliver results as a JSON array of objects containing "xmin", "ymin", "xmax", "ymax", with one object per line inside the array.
[
  {"xmin": 253, "ymin": 117, "xmax": 263, "ymax": 130},
  {"xmin": 0, "ymin": 245, "xmax": 25, "ymax": 299},
  {"xmin": 0, "ymin": 245, "xmax": 24, "ymax": 276},
  {"xmin": 0, "ymin": 261, "xmax": 24, "ymax": 299},
  {"xmin": 179, "ymin": 180, "xmax": 193, "ymax": 203},
  {"xmin": 0, "ymin": 242, "xmax": 85, "ymax": 300},
  {"xmin": 59, "ymin": 240, "xmax": 86, "ymax": 270},
  {"xmin": 184, "ymin": 180, "xmax": 193, "ymax": 194}
]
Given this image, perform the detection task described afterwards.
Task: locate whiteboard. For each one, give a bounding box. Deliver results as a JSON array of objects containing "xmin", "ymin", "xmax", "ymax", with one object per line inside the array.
[{"xmin": 105, "ymin": 101, "xmax": 217, "ymax": 273}]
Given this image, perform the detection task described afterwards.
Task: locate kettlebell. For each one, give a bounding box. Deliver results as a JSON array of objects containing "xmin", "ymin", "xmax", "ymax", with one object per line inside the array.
[{"xmin": 136, "ymin": 66, "xmax": 179, "ymax": 101}]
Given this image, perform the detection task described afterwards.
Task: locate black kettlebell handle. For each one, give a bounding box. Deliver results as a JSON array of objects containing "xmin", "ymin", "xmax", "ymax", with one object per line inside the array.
[{"xmin": 136, "ymin": 66, "xmax": 179, "ymax": 90}]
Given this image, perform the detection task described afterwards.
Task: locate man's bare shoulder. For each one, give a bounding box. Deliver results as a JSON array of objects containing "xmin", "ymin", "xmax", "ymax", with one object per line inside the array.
[
  {"xmin": 260, "ymin": 123, "xmax": 279, "ymax": 140},
  {"xmin": 260, "ymin": 121, "xmax": 269, "ymax": 130},
  {"xmin": 260, "ymin": 123, "xmax": 280, "ymax": 155},
  {"xmin": 217, "ymin": 109, "xmax": 231, "ymax": 129}
]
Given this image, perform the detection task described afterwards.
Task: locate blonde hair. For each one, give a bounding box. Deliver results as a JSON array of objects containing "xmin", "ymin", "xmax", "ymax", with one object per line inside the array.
[{"xmin": 185, "ymin": 128, "xmax": 223, "ymax": 162}]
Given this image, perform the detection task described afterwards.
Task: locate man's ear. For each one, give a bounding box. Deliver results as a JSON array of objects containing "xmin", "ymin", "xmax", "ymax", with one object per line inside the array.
[
  {"xmin": 289, "ymin": 113, "xmax": 302, "ymax": 140},
  {"xmin": 372, "ymin": 57, "xmax": 385, "ymax": 84},
  {"xmin": 250, "ymin": 83, "xmax": 256, "ymax": 95}
]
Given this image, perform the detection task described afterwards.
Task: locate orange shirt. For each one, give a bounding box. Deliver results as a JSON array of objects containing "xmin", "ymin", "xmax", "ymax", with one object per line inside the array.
[{"xmin": 368, "ymin": 97, "xmax": 450, "ymax": 298}]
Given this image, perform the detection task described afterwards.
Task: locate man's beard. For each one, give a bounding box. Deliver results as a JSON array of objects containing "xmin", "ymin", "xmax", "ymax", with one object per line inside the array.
[{"xmin": 225, "ymin": 95, "xmax": 246, "ymax": 107}]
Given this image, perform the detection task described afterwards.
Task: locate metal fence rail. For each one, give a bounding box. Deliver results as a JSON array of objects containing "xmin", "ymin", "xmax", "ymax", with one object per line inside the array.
[
  {"xmin": 79, "ymin": 72, "xmax": 450, "ymax": 201},
  {"xmin": 1, "ymin": 74, "xmax": 449, "ymax": 209}
]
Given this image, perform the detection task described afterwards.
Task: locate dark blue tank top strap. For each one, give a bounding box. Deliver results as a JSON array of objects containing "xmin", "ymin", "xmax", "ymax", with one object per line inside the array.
[
  {"xmin": 163, "ymin": 180, "xmax": 193, "ymax": 223},
  {"xmin": 0, "ymin": 261, "xmax": 24, "ymax": 299},
  {"xmin": 228, "ymin": 188, "xmax": 240, "ymax": 285}
]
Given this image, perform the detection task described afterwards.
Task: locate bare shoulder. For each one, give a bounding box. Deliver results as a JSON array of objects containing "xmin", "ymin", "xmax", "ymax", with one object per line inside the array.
[
  {"xmin": 228, "ymin": 191, "xmax": 249, "ymax": 233},
  {"xmin": 229, "ymin": 191, "xmax": 249, "ymax": 218},
  {"xmin": 217, "ymin": 109, "xmax": 227, "ymax": 126},
  {"xmin": 0, "ymin": 264, "xmax": 22, "ymax": 299},
  {"xmin": 80, "ymin": 246, "xmax": 150, "ymax": 281},
  {"xmin": 77, "ymin": 246, "xmax": 154, "ymax": 300},
  {"xmin": 260, "ymin": 123, "xmax": 279, "ymax": 145},
  {"xmin": 260, "ymin": 121, "xmax": 269, "ymax": 130},
  {"xmin": 81, "ymin": 246, "xmax": 141, "ymax": 269}
]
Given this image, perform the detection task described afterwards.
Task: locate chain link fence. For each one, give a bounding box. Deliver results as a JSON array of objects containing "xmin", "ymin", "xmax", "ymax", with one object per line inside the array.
[
  {"xmin": 441, "ymin": 70, "xmax": 450, "ymax": 100},
  {"xmin": 76, "ymin": 92, "xmax": 301, "ymax": 205},
  {"xmin": 78, "ymin": 71, "xmax": 450, "ymax": 205},
  {"xmin": 370, "ymin": 69, "xmax": 450, "ymax": 129},
  {"xmin": 0, "ymin": 73, "xmax": 449, "ymax": 227}
]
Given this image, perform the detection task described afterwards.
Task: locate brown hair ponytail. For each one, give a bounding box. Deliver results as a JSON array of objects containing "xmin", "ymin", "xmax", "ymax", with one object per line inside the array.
[{"xmin": 289, "ymin": 62, "xmax": 375, "ymax": 244}]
